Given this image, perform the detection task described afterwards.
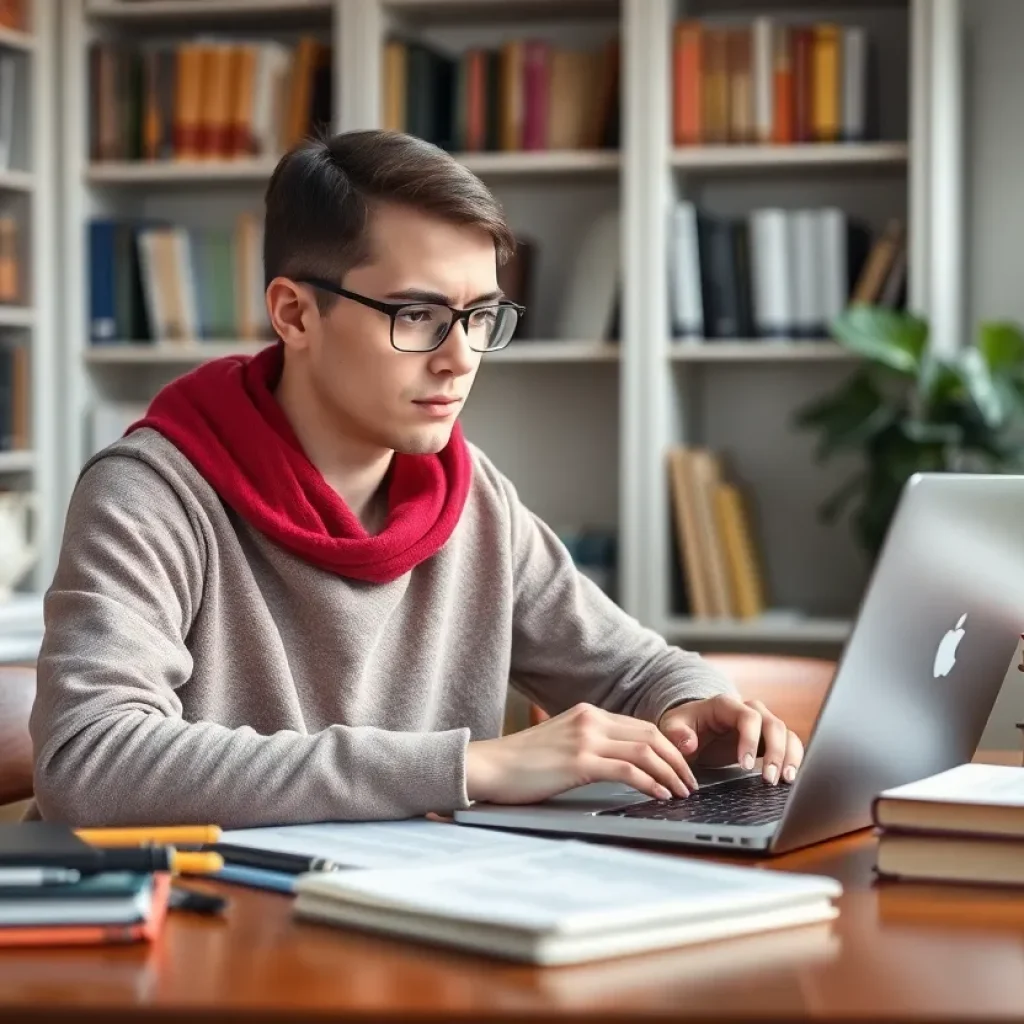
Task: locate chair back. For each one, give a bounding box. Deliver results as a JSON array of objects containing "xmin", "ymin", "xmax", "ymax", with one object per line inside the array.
[
  {"xmin": 0, "ymin": 665, "xmax": 36, "ymax": 806},
  {"xmin": 528, "ymin": 652, "xmax": 834, "ymax": 744}
]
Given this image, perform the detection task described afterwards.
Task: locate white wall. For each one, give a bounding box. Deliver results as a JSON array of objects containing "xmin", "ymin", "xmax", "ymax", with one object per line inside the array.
[{"xmin": 963, "ymin": 0, "xmax": 1024, "ymax": 751}]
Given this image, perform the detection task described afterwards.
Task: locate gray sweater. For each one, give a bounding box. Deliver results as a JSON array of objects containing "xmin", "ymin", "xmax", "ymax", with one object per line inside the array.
[{"xmin": 29, "ymin": 428, "xmax": 735, "ymax": 828}]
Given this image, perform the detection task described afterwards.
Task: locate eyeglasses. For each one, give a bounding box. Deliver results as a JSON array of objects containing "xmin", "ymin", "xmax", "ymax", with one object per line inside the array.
[{"xmin": 296, "ymin": 278, "xmax": 525, "ymax": 353}]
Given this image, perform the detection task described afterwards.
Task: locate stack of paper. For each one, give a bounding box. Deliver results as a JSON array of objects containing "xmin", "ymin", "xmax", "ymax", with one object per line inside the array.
[{"xmin": 291, "ymin": 836, "xmax": 841, "ymax": 965}]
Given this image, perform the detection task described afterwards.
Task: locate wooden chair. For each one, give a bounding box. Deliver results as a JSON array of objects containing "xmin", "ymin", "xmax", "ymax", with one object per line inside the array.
[
  {"xmin": 528, "ymin": 653, "xmax": 835, "ymax": 744},
  {"xmin": 0, "ymin": 664, "xmax": 36, "ymax": 808}
]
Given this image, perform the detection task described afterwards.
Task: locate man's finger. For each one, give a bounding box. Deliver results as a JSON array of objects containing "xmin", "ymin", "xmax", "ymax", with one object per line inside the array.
[
  {"xmin": 751, "ymin": 701, "xmax": 787, "ymax": 784},
  {"xmin": 604, "ymin": 719, "xmax": 699, "ymax": 792},
  {"xmin": 598, "ymin": 739, "xmax": 691, "ymax": 799},
  {"xmin": 706, "ymin": 695, "xmax": 763, "ymax": 770},
  {"xmin": 782, "ymin": 730, "xmax": 805, "ymax": 783},
  {"xmin": 583, "ymin": 754, "xmax": 672, "ymax": 802}
]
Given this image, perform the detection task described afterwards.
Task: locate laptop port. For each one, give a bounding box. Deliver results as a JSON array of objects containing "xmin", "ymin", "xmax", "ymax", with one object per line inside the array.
[
  {"xmin": 718, "ymin": 836, "xmax": 734, "ymax": 844},
  {"xmin": 695, "ymin": 834, "xmax": 712, "ymax": 842}
]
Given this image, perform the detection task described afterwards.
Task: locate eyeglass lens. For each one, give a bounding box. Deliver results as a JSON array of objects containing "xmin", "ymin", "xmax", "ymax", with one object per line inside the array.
[{"xmin": 392, "ymin": 304, "xmax": 519, "ymax": 352}]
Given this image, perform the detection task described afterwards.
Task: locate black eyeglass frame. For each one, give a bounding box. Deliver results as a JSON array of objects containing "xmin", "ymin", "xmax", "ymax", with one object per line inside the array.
[{"xmin": 296, "ymin": 277, "xmax": 526, "ymax": 353}]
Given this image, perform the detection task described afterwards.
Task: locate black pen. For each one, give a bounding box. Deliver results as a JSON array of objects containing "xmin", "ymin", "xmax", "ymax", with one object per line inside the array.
[{"xmin": 210, "ymin": 843, "xmax": 343, "ymax": 875}]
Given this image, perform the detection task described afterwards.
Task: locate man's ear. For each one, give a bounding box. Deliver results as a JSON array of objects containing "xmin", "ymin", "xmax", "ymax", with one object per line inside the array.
[{"xmin": 266, "ymin": 276, "xmax": 317, "ymax": 352}]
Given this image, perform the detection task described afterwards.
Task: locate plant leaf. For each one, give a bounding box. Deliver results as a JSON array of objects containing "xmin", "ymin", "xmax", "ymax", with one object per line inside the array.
[
  {"xmin": 901, "ymin": 419, "xmax": 963, "ymax": 445},
  {"xmin": 830, "ymin": 305, "xmax": 929, "ymax": 374},
  {"xmin": 955, "ymin": 347, "xmax": 1006, "ymax": 429},
  {"xmin": 978, "ymin": 321, "xmax": 1024, "ymax": 371}
]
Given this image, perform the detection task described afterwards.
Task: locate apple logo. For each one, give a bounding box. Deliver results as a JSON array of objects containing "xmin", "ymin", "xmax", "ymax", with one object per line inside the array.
[{"xmin": 933, "ymin": 613, "xmax": 967, "ymax": 678}]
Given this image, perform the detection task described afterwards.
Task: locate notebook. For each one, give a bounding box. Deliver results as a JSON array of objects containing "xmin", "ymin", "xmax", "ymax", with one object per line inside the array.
[
  {"xmin": 292, "ymin": 839, "xmax": 841, "ymax": 965},
  {"xmin": 0, "ymin": 871, "xmax": 155, "ymax": 927},
  {"xmin": 0, "ymin": 873, "xmax": 171, "ymax": 947}
]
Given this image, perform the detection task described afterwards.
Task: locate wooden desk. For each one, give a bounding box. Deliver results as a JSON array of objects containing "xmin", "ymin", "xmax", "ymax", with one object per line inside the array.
[{"xmin": 3, "ymin": 756, "xmax": 1023, "ymax": 1023}]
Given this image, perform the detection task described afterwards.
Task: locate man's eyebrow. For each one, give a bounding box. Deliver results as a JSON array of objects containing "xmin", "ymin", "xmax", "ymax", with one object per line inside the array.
[{"xmin": 384, "ymin": 288, "xmax": 506, "ymax": 306}]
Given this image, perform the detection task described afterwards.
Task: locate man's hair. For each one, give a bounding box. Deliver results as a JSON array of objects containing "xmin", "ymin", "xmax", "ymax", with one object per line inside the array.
[{"xmin": 263, "ymin": 129, "xmax": 516, "ymax": 311}]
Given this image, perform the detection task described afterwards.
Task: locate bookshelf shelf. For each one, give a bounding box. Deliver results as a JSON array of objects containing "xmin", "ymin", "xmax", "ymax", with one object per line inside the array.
[
  {"xmin": 668, "ymin": 340, "xmax": 856, "ymax": 362},
  {"xmin": 0, "ymin": 450, "xmax": 34, "ymax": 473},
  {"xmin": 85, "ymin": 160, "xmax": 280, "ymax": 186},
  {"xmin": 84, "ymin": 0, "xmax": 333, "ymax": 22},
  {"xmin": 670, "ymin": 142, "xmax": 909, "ymax": 171},
  {"xmin": 662, "ymin": 615, "xmax": 852, "ymax": 645},
  {"xmin": 454, "ymin": 150, "xmax": 620, "ymax": 176},
  {"xmin": 492, "ymin": 341, "xmax": 619, "ymax": 363},
  {"xmin": 85, "ymin": 342, "xmax": 274, "ymax": 364},
  {"xmin": 0, "ymin": 306, "xmax": 35, "ymax": 328},
  {"xmin": 0, "ymin": 170, "xmax": 35, "ymax": 193},
  {"xmin": 0, "ymin": 25, "xmax": 34, "ymax": 52},
  {"xmin": 384, "ymin": 0, "xmax": 618, "ymax": 24},
  {"xmin": 84, "ymin": 340, "xmax": 620, "ymax": 365}
]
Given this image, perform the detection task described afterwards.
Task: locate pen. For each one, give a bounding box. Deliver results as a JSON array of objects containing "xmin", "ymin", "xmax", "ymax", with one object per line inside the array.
[
  {"xmin": 74, "ymin": 848, "xmax": 224, "ymax": 877},
  {"xmin": 211, "ymin": 844, "xmax": 342, "ymax": 876},
  {"xmin": 0, "ymin": 867, "xmax": 81, "ymax": 887},
  {"xmin": 76, "ymin": 825, "xmax": 222, "ymax": 848}
]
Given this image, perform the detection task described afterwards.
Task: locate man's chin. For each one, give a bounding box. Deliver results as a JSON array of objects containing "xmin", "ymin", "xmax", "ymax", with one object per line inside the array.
[{"xmin": 392, "ymin": 426, "xmax": 456, "ymax": 456}]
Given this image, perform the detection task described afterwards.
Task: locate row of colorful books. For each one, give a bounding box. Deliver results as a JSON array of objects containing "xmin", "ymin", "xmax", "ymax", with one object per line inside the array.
[
  {"xmin": 382, "ymin": 36, "xmax": 619, "ymax": 154},
  {"xmin": 89, "ymin": 36, "xmax": 331, "ymax": 163},
  {"xmin": 673, "ymin": 18, "xmax": 873, "ymax": 147}
]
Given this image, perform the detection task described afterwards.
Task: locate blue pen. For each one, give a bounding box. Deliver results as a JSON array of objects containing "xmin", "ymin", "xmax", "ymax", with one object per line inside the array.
[{"xmin": 213, "ymin": 864, "xmax": 296, "ymax": 894}]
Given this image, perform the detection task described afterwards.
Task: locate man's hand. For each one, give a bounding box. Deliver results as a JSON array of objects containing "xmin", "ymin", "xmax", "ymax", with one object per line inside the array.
[
  {"xmin": 465, "ymin": 703, "xmax": 699, "ymax": 805},
  {"xmin": 658, "ymin": 694, "xmax": 804, "ymax": 785}
]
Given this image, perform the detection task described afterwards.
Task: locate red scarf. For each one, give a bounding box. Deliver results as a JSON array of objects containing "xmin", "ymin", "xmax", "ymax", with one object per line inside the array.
[{"xmin": 126, "ymin": 343, "xmax": 472, "ymax": 583}]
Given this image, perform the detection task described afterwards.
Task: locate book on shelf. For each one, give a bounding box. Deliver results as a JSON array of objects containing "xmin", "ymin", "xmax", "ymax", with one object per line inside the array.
[
  {"xmin": 673, "ymin": 17, "xmax": 872, "ymax": 147},
  {"xmin": 88, "ymin": 213, "xmax": 271, "ymax": 345},
  {"xmin": 0, "ymin": 1, "xmax": 24, "ymax": 32},
  {"xmin": 669, "ymin": 201, "xmax": 904, "ymax": 342},
  {"xmin": 0, "ymin": 216, "xmax": 20, "ymax": 304},
  {"xmin": 382, "ymin": 35, "xmax": 619, "ymax": 154},
  {"xmin": 89, "ymin": 35, "xmax": 331, "ymax": 164},
  {"xmin": 666, "ymin": 445, "xmax": 767, "ymax": 622},
  {"xmin": 873, "ymin": 764, "xmax": 1024, "ymax": 888},
  {"xmin": 0, "ymin": 51, "xmax": 17, "ymax": 173},
  {"xmin": 0, "ymin": 339, "xmax": 28, "ymax": 453}
]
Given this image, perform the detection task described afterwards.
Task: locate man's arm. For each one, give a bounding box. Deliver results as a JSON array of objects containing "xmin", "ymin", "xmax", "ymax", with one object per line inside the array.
[
  {"xmin": 30, "ymin": 456, "xmax": 469, "ymax": 829},
  {"xmin": 504, "ymin": 478, "xmax": 737, "ymax": 723}
]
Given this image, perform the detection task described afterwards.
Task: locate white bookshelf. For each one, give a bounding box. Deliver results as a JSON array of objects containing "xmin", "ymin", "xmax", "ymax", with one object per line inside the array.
[
  {"xmin": 54, "ymin": 0, "xmax": 961, "ymax": 655},
  {"xmin": 668, "ymin": 340, "xmax": 856, "ymax": 363},
  {"xmin": 663, "ymin": 615, "xmax": 851, "ymax": 646},
  {"xmin": 83, "ymin": 339, "xmax": 619, "ymax": 365},
  {"xmin": 0, "ymin": 0, "xmax": 57, "ymax": 661},
  {"xmin": 669, "ymin": 141, "xmax": 909, "ymax": 171}
]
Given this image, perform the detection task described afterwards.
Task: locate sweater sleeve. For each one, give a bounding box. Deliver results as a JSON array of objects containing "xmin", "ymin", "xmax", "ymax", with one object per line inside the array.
[
  {"xmin": 501, "ymin": 475, "xmax": 738, "ymax": 725},
  {"xmin": 30, "ymin": 455, "xmax": 469, "ymax": 829}
]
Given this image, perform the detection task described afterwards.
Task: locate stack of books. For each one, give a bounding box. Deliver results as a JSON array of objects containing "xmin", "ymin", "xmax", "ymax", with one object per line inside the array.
[
  {"xmin": 666, "ymin": 445, "xmax": 767, "ymax": 621},
  {"xmin": 874, "ymin": 763, "xmax": 1024, "ymax": 887},
  {"xmin": 0, "ymin": 822, "xmax": 222, "ymax": 946}
]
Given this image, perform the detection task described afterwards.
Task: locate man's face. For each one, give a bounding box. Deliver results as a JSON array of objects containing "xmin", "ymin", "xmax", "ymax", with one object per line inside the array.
[{"xmin": 302, "ymin": 202, "xmax": 497, "ymax": 456}]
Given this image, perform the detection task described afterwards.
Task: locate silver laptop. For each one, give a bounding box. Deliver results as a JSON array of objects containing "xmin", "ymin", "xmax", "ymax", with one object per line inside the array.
[{"xmin": 455, "ymin": 472, "xmax": 1024, "ymax": 856}]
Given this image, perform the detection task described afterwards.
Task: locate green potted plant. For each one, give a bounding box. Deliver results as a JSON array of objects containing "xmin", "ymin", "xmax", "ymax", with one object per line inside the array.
[{"xmin": 792, "ymin": 305, "xmax": 1024, "ymax": 559}]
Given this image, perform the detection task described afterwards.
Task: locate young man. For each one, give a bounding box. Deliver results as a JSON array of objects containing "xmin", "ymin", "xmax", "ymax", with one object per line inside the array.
[{"xmin": 29, "ymin": 130, "xmax": 804, "ymax": 828}]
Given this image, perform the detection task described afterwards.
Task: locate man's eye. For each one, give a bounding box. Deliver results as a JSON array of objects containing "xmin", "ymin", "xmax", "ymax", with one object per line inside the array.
[{"xmin": 398, "ymin": 308, "xmax": 434, "ymax": 323}]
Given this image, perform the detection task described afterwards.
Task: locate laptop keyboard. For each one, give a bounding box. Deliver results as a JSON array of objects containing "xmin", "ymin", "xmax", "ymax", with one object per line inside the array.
[{"xmin": 595, "ymin": 774, "xmax": 791, "ymax": 827}]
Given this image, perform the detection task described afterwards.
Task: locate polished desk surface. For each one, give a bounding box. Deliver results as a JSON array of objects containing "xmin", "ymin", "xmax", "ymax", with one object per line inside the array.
[{"xmin": 3, "ymin": 753, "xmax": 1023, "ymax": 1023}]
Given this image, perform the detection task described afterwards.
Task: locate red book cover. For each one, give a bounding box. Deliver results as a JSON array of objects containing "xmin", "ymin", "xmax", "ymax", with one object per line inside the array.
[
  {"xmin": 522, "ymin": 40, "xmax": 549, "ymax": 151},
  {"xmin": 792, "ymin": 26, "xmax": 814, "ymax": 143}
]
